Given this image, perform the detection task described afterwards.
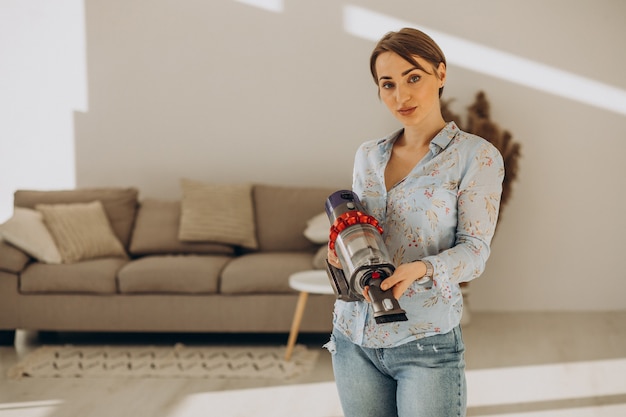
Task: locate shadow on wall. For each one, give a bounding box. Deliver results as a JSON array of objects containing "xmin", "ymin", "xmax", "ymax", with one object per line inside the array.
[
  {"xmin": 73, "ymin": 1, "xmax": 625, "ymax": 201},
  {"xmin": 73, "ymin": 1, "xmax": 389, "ymax": 198}
]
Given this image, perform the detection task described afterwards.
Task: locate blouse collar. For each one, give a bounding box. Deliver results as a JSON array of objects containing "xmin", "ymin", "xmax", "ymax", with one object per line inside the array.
[{"xmin": 377, "ymin": 121, "xmax": 460, "ymax": 156}]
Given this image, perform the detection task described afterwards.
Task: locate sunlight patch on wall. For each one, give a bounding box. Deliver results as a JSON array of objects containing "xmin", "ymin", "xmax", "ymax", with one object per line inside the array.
[
  {"xmin": 233, "ymin": 0, "xmax": 284, "ymax": 13},
  {"xmin": 0, "ymin": 0, "xmax": 86, "ymax": 222},
  {"xmin": 343, "ymin": 5, "xmax": 626, "ymax": 116}
]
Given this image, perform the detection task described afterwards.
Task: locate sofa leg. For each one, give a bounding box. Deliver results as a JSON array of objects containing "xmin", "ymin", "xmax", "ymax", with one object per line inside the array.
[{"xmin": 0, "ymin": 330, "xmax": 16, "ymax": 346}]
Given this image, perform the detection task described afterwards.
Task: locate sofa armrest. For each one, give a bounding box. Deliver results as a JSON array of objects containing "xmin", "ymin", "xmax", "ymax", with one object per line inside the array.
[{"xmin": 0, "ymin": 240, "xmax": 31, "ymax": 273}]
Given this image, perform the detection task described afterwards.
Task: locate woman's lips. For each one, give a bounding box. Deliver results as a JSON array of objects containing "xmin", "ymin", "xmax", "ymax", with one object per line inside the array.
[{"xmin": 397, "ymin": 106, "xmax": 416, "ymax": 116}]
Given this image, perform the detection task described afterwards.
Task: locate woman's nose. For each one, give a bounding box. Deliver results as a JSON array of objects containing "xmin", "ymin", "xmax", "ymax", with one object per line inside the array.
[{"xmin": 395, "ymin": 85, "xmax": 410, "ymax": 103}]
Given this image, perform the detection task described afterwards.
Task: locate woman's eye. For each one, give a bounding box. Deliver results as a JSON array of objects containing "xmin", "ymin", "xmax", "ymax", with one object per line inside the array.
[
  {"xmin": 381, "ymin": 82, "xmax": 394, "ymax": 89},
  {"xmin": 409, "ymin": 74, "xmax": 421, "ymax": 83}
]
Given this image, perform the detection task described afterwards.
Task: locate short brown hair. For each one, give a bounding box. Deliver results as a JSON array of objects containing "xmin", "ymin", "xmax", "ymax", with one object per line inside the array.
[{"xmin": 370, "ymin": 28, "xmax": 447, "ymax": 97}]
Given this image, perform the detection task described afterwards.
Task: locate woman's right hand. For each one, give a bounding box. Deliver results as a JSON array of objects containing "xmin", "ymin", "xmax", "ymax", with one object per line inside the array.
[{"xmin": 327, "ymin": 245, "xmax": 342, "ymax": 268}]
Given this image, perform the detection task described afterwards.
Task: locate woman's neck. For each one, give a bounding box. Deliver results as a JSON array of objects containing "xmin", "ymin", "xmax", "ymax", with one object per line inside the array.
[{"xmin": 400, "ymin": 117, "xmax": 447, "ymax": 148}]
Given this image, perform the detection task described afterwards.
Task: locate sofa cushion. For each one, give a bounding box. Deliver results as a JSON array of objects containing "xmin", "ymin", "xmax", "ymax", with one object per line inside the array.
[
  {"xmin": 220, "ymin": 252, "xmax": 315, "ymax": 294},
  {"xmin": 14, "ymin": 187, "xmax": 139, "ymax": 248},
  {"xmin": 0, "ymin": 240, "xmax": 31, "ymax": 273},
  {"xmin": 178, "ymin": 179, "xmax": 258, "ymax": 249},
  {"xmin": 20, "ymin": 258, "xmax": 127, "ymax": 294},
  {"xmin": 253, "ymin": 185, "xmax": 336, "ymax": 252},
  {"xmin": 117, "ymin": 255, "xmax": 230, "ymax": 294},
  {"xmin": 129, "ymin": 199, "xmax": 235, "ymax": 256},
  {"xmin": 36, "ymin": 201, "xmax": 127, "ymax": 263},
  {"xmin": 0, "ymin": 207, "xmax": 62, "ymax": 264}
]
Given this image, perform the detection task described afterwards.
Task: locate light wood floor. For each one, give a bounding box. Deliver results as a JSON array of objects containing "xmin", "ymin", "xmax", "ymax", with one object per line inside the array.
[{"xmin": 1, "ymin": 311, "xmax": 625, "ymax": 417}]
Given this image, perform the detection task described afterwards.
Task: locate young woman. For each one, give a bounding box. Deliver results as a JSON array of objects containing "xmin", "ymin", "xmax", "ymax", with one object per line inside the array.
[{"xmin": 325, "ymin": 28, "xmax": 504, "ymax": 417}]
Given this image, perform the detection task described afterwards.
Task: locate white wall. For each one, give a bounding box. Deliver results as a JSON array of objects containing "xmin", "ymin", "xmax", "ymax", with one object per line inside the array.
[
  {"xmin": 0, "ymin": 0, "xmax": 86, "ymax": 222},
  {"xmin": 3, "ymin": 0, "xmax": 626, "ymax": 311}
]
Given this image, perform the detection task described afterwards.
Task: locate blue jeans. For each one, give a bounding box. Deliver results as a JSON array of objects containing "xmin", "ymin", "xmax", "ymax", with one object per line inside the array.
[{"xmin": 326, "ymin": 326, "xmax": 466, "ymax": 417}]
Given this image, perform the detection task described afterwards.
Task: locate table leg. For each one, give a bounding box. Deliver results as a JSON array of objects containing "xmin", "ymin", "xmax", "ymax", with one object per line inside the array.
[{"xmin": 285, "ymin": 291, "xmax": 309, "ymax": 361}]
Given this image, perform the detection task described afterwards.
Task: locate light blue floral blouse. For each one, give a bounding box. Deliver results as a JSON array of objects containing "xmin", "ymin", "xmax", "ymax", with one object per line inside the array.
[{"xmin": 332, "ymin": 122, "xmax": 505, "ymax": 348}]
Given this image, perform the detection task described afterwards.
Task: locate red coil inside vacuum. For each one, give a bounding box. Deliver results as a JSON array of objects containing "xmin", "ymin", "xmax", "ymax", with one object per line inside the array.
[{"xmin": 328, "ymin": 211, "xmax": 384, "ymax": 251}]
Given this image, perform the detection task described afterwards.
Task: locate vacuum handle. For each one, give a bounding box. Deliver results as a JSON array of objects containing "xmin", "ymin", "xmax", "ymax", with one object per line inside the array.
[{"xmin": 367, "ymin": 280, "xmax": 408, "ymax": 323}]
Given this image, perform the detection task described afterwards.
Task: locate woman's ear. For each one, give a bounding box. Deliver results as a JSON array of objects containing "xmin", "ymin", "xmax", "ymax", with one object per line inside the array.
[{"xmin": 437, "ymin": 62, "xmax": 447, "ymax": 87}]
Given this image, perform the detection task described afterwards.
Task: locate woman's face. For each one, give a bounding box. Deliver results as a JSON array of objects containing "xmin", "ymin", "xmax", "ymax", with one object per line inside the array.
[{"xmin": 375, "ymin": 52, "xmax": 446, "ymax": 128}]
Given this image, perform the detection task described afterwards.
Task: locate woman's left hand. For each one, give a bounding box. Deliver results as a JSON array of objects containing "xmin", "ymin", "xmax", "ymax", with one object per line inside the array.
[{"xmin": 363, "ymin": 261, "xmax": 427, "ymax": 301}]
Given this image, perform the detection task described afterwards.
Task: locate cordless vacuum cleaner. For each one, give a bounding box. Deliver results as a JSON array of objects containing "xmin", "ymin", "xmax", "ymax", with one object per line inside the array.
[{"xmin": 325, "ymin": 190, "xmax": 408, "ymax": 324}]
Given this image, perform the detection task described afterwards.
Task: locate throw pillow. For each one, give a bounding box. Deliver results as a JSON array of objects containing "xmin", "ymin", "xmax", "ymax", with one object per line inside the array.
[
  {"xmin": 178, "ymin": 178, "xmax": 258, "ymax": 249},
  {"xmin": 129, "ymin": 199, "xmax": 235, "ymax": 256},
  {"xmin": 14, "ymin": 187, "xmax": 139, "ymax": 247},
  {"xmin": 36, "ymin": 201, "xmax": 127, "ymax": 263},
  {"xmin": 303, "ymin": 212, "xmax": 330, "ymax": 244},
  {"xmin": 0, "ymin": 207, "xmax": 63, "ymax": 264}
]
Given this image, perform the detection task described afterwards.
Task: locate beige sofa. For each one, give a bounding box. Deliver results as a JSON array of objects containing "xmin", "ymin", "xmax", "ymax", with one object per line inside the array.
[{"xmin": 0, "ymin": 184, "xmax": 338, "ymax": 345}]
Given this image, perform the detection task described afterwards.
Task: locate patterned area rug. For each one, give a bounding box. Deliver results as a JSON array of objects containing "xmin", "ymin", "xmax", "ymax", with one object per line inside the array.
[{"xmin": 8, "ymin": 343, "xmax": 318, "ymax": 380}]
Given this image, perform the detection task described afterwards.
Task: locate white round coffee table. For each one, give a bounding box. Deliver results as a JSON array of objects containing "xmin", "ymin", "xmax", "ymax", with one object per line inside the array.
[{"xmin": 284, "ymin": 270, "xmax": 334, "ymax": 361}]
